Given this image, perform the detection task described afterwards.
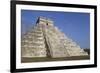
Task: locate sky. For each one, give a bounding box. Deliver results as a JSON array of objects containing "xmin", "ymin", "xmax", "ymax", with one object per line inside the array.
[{"xmin": 21, "ymin": 10, "xmax": 90, "ymax": 49}]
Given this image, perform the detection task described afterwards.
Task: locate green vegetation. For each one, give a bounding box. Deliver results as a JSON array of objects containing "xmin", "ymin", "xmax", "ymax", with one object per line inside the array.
[
  {"xmin": 83, "ymin": 48, "xmax": 90, "ymax": 55},
  {"xmin": 21, "ymin": 55, "xmax": 90, "ymax": 63}
]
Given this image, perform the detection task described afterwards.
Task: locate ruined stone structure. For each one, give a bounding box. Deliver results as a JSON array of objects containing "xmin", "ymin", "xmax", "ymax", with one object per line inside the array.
[{"xmin": 21, "ymin": 17, "xmax": 88, "ymax": 58}]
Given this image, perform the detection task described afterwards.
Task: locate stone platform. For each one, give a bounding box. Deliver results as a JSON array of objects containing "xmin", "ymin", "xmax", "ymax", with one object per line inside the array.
[{"xmin": 21, "ymin": 17, "xmax": 88, "ymax": 60}]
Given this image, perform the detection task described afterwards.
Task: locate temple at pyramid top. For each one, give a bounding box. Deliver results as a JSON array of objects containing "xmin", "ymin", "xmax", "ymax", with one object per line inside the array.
[{"xmin": 36, "ymin": 16, "xmax": 54, "ymax": 26}]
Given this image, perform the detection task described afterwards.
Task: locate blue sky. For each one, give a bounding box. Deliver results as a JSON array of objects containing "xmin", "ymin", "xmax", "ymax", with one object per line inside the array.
[{"xmin": 21, "ymin": 10, "xmax": 90, "ymax": 49}]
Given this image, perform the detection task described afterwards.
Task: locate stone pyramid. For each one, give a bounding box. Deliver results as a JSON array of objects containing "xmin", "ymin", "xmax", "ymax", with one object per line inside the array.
[{"xmin": 21, "ymin": 17, "xmax": 88, "ymax": 58}]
